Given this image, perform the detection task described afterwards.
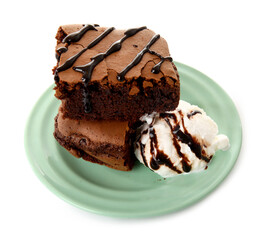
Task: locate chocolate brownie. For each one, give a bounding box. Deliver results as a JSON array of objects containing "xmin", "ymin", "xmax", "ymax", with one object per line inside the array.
[
  {"xmin": 54, "ymin": 106, "xmax": 135, "ymax": 171},
  {"xmin": 53, "ymin": 24, "xmax": 180, "ymax": 121}
]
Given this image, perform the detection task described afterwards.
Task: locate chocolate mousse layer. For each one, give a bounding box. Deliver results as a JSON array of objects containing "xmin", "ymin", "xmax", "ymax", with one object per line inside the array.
[
  {"xmin": 53, "ymin": 24, "xmax": 180, "ymax": 121},
  {"xmin": 54, "ymin": 106, "xmax": 135, "ymax": 171}
]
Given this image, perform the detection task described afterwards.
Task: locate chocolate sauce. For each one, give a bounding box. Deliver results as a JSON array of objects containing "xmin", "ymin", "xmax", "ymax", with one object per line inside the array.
[
  {"xmin": 160, "ymin": 112, "xmax": 176, "ymax": 120},
  {"xmin": 160, "ymin": 112, "xmax": 209, "ymax": 164},
  {"xmin": 150, "ymin": 149, "xmax": 182, "ymax": 173},
  {"xmin": 173, "ymin": 125, "xmax": 202, "ymax": 159},
  {"xmin": 202, "ymin": 155, "xmax": 212, "ymax": 163},
  {"xmin": 178, "ymin": 111, "xmax": 203, "ymax": 159},
  {"xmin": 117, "ymin": 34, "xmax": 172, "ymax": 81},
  {"xmin": 117, "ymin": 34, "xmax": 160, "ymax": 81},
  {"xmin": 55, "ymin": 24, "xmax": 172, "ymax": 114},
  {"xmin": 149, "ymin": 127, "xmax": 182, "ymax": 174},
  {"xmin": 149, "ymin": 128, "xmax": 157, "ymax": 163},
  {"xmin": 151, "ymin": 57, "xmax": 173, "ymax": 74},
  {"xmin": 147, "ymin": 49, "xmax": 173, "ymax": 74},
  {"xmin": 54, "ymin": 24, "xmax": 99, "ymax": 82},
  {"xmin": 181, "ymin": 160, "xmax": 192, "ymax": 172},
  {"xmin": 187, "ymin": 110, "xmax": 202, "ymax": 119},
  {"xmin": 62, "ymin": 24, "xmax": 98, "ymax": 44},
  {"xmin": 141, "ymin": 129, "xmax": 149, "ymax": 136},
  {"xmin": 54, "ymin": 27, "xmax": 115, "ymax": 83},
  {"xmin": 73, "ymin": 26, "xmax": 147, "ymax": 112},
  {"xmin": 138, "ymin": 109, "xmax": 213, "ymax": 174},
  {"xmin": 55, "ymin": 47, "xmax": 68, "ymax": 61},
  {"xmin": 162, "ymin": 117, "xmax": 192, "ymax": 172},
  {"xmin": 140, "ymin": 143, "xmax": 148, "ymax": 167}
]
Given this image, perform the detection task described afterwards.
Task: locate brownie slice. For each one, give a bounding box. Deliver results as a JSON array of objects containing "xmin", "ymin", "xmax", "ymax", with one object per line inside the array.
[
  {"xmin": 54, "ymin": 106, "xmax": 135, "ymax": 171},
  {"xmin": 53, "ymin": 24, "xmax": 180, "ymax": 121}
]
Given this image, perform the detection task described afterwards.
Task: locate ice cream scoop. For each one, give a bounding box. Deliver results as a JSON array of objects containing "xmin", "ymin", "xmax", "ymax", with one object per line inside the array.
[{"xmin": 134, "ymin": 100, "xmax": 230, "ymax": 178}]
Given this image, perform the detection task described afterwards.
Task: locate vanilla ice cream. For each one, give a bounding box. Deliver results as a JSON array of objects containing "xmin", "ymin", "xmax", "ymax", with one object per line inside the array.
[{"xmin": 134, "ymin": 100, "xmax": 230, "ymax": 178}]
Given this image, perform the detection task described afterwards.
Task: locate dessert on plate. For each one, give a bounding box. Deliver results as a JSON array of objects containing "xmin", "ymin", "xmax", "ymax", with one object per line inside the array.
[{"xmin": 52, "ymin": 24, "xmax": 230, "ymax": 177}]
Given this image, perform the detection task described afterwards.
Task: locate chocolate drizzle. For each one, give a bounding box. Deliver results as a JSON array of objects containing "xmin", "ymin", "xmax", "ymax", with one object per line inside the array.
[
  {"xmin": 161, "ymin": 116, "xmax": 192, "ymax": 172},
  {"xmin": 62, "ymin": 24, "xmax": 98, "ymax": 44},
  {"xmin": 149, "ymin": 128, "xmax": 182, "ymax": 173},
  {"xmin": 187, "ymin": 110, "xmax": 202, "ymax": 119},
  {"xmin": 140, "ymin": 142, "xmax": 148, "ymax": 167},
  {"xmin": 151, "ymin": 57, "xmax": 173, "ymax": 74},
  {"xmin": 117, "ymin": 34, "xmax": 173, "ymax": 81},
  {"xmin": 138, "ymin": 110, "xmax": 212, "ymax": 174},
  {"xmin": 54, "ymin": 24, "xmax": 173, "ymax": 113},
  {"xmin": 161, "ymin": 112, "xmax": 204, "ymax": 161},
  {"xmin": 55, "ymin": 47, "xmax": 68, "ymax": 61},
  {"xmin": 73, "ymin": 26, "xmax": 147, "ymax": 112},
  {"xmin": 54, "ymin": 27, "xmax": 115, "ymax": 83}
]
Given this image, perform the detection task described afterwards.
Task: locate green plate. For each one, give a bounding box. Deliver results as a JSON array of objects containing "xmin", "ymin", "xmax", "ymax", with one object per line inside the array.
[{"xmin": 24, "ymin": 62, "xmax": 242, "ymax": 218}]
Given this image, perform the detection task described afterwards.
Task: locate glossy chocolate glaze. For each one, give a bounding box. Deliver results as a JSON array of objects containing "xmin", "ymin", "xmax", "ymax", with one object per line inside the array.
[
  {"xmin": 73, "ymin": 26, "xmax": 147, "ymax": 112},
  {"xmin": 149, "ymin": 127, "xmax": 182, "ymax": 173},
  {"xmin": 140, "ymin": 142, "xmax": 148, "ymax": 167},
  {"xmin": 55, "ymin": 47, "xmax": 68, "ymax": 61},
  {"xmin": 117, "ymin": 34, "xmax": 173, "ymax": 81},
  {"xmin": 161, "ymin": 116, "xmax": 192, "ymax": 172},
  {"xmin": 161, "ymin": 111, "xmax": 203, "ymax": 161},
  {"xmin": 62, "ymin": 24, "xmax": 98, "ymax": 44},
  {"xmin": 54, "ymin": 27, "xmax": 114, "ymax": 83}
]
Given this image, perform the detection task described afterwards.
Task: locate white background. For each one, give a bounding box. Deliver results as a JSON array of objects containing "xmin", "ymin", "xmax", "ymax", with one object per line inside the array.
[{"xmin": 1, "ymin": 0, "xmax": 262, "ymax": 239}]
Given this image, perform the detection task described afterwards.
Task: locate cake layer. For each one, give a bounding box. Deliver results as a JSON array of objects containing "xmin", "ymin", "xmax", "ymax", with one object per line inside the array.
[
  {"xmin": 53, "ymin": 24, "xmax": 180, "ymax": 121},
  {"xmin": 59, "ymin": 78, "xmax": 179, "ymax": 121},
  {"xmin": 54, "ymin": 106, "xmax": 135, "ymax": 171}
]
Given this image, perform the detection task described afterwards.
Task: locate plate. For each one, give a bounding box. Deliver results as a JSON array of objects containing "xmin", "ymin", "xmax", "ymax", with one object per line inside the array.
[{"xmin": 24, "ymin": 62, "xmax": 242, "ymax": 218}]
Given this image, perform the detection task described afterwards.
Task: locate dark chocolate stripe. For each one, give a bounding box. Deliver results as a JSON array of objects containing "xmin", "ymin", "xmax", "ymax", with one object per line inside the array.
[
  {"xmin": 187, "ymin": 110, "xmax": 202, "ymax": 119},
  {"xmin": 140, "ymin": 143, "xmax": 148, "ymax": 167},
  {"xmin": 87, "ymin": 27, "xmax": 115, "ymax": 48},
  {"xmin": 117, "ymin": 35, "xmax": 173, "ymax": 81},
  {"xmin": 151, "ymin": 56, "xmax": 173, "ymax": 74},
  {"xmin": 55, "ymin": 47, "xmax": 68, "ymax": 61},
  {"xmin": 147, "ymin": 49, "xmax": 173, "ymax": 74},
  {"xmin": 178, "ymin": 111, "xmax": 202, "ymax": 159},
  {"xmin": 160, "ymin": 112, "xmax": 210, "ymax": 164},
  {"xmin": 55, "ymin": 24, "xmax": 100, "ymax": 66},
  {"xmin": 202, "ymin": 155, "xmax": 212, "ymax": 163},
  {"xmin": 162, "ymin": 117, "xmax": 192, "ymax": 172},
  {"xmin": 54, "ymin": 27, "xmax": 115, "ymax": 83},
  {"xmin": 117, "ymin": 34, "xmax": 160, "ymax": 82},
  {"xmin": 73, "ymin": 26, "xmax": 147, "ymax": 112},
  {"xmin": 62, "ymin": 24, "xmax": 98, "ymax": 44},
  {"xmin": 149, "ymin": 128, "xmax": 182, "ymax": 174}
]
